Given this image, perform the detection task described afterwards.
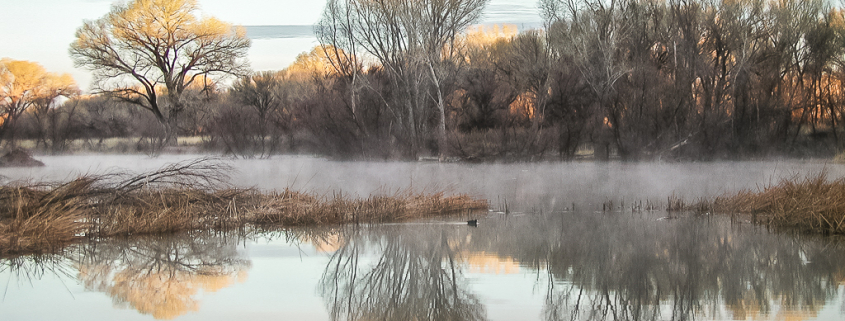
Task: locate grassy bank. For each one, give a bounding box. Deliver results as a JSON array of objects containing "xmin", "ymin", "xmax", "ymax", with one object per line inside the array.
[{"xmin": 0, "ymin": 159, "xmax": 487, "ymax": 255}]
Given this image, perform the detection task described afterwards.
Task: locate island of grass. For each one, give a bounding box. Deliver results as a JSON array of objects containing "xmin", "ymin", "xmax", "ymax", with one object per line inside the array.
[
  {"xmin": 695, "ymin": 172, "xmax": 845, "ymax": 235},
  {"xmin": 0, "ymin": 159, "xmax": 488, "ymax": 255}
]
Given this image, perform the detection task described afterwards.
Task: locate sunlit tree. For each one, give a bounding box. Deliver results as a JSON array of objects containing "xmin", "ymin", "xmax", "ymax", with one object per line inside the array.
[
  {"xmin": 69, "ymin": 0, "xmax": 250, "ymax": 144},
  {"xmin": 0, "ymin": 58, "xmax": 79, "ymax": 146}
]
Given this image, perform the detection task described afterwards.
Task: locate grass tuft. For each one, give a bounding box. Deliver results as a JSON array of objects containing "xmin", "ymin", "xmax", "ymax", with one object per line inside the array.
[{"xmin": 683, "ymin": 171, "xmax": 845, "ymax": 235}]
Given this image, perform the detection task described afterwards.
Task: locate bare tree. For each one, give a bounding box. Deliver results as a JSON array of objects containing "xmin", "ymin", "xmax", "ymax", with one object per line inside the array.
[
  {"xmin": 317, "ymin": 0, "xmax": 489, "ymax": 158},
  {"xmin": 69, "ymin": 0, "xmax": 250, "ymax": 145},
  {"xmin": 320, "ymin": 226, "xmax": 485, "ymax": 321},
  {"xmin": 542, "ymin": 0, "xmax": 634, "ymax": 159},
  {"xmin": 229, "ymin": 71, "xmax": 285, "ymax": 157}
]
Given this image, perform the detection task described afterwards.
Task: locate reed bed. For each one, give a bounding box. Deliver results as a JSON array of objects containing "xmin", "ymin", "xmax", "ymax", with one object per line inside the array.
[
  {"xmin": 0, "ymin": 159, "xmax": 488, "ymax": 255},
  {"xmin": 598, "ymin": 172, "xmax": 845, "ymax": 235},
  {"xmin": 694, "ymin": 172, "xmax": 845, "ymax": 235}
]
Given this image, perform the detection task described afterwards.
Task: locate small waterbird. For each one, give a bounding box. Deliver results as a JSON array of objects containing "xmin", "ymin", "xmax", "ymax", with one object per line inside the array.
[{"xmin": 467, "ymin": 219, "xmax": 478, "ymax": 227}]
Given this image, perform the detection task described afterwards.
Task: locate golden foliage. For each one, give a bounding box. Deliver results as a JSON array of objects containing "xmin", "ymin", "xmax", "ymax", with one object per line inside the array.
[
  {"xmin": 463, "ymin": 251, "xmax": 521, "ymax": 274},
  {"xmin": 453, "ymin": 24, "xmax": 518, "ymax": 64},
  {"xmin": 90, "ymin": 265, "xmax": 246, "ymax": 319},
  {"xmin": 462, "ymin": 24, "xmax": 518, "ymax": 48},
  {"xmin": 70, "ymin": 0, "xmax": 250, "ymax": 115},
  {"xmin": 76, "ymin": 238, "xmax": 250, "ymax": 320},
  {"xmin": 285, "ymin": 46, "xmax": 354, "ymax": 81},
  {"xmin": 101, "ymin": 0, "xmax": 246, "ymax": 55},
  {"xmin": 0, "ymin": 58, "xmax": 78, "ymax": 116}
]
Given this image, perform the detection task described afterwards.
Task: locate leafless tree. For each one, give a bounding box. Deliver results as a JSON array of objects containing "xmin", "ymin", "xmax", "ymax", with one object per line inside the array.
[
  {"xmin": 317, "ymin": 0, "xmax": 489, "ymax": 158},
  {"xmin": 70, "ymin": 0, "xmax": 250, "ymax": 145}
]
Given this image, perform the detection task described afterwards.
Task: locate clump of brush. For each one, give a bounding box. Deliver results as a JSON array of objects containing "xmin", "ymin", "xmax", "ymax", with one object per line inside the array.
[
  {"xmin": 666, "ymin": 171, "xmax": 845, "ymax": 235},
  {"xmin": 0, "ymin": 158, "xmax": 488, "ymax": 255}
]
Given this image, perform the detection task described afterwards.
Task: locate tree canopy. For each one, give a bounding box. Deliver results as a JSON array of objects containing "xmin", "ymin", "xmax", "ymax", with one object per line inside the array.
[
  {"xmin": 0, "ymin": 58, "xmax": 79, "ymax": 144},
  {"xmin": 69, "ymin": 0, "xmax": 250, "ymax": 142}
]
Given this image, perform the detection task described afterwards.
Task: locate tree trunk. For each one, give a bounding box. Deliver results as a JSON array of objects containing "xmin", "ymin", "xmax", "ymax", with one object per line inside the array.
[{"xmin": 428, "ymin": 62, "xmax": 448, "ymax": 160}]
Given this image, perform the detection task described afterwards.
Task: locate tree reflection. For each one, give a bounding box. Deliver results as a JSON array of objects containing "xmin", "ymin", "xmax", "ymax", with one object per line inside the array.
[
  {"xmin": 70, "ymin": 233, "xmax": 250, "ymax": 320},
  {"xmin": 4, "ymin": 213, "xmax": 844, "ymax": 320},
  {"xmin": 468, "ymin": 212, "xmax": 845, "ymax": 321},
  {"xmin": 319, "ymin": 225, "xmax": 485, "ymax": 321}
]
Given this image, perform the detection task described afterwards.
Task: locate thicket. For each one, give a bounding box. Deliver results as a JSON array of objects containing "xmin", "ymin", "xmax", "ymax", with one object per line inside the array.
[{"xmin": 9, "ymin": 0, "xmax": 845, "ymax": 161}]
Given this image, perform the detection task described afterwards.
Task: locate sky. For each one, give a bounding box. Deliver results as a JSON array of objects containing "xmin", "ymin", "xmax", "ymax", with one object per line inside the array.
[{"xmin": 0, "ymin": 0, "xmax": 541, "ymax": 92}]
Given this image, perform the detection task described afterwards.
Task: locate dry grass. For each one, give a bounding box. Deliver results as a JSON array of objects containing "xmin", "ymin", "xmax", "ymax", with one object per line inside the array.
[
  {"xmin": 0, "ymin": 159, "xmax": 488, "ymax": 256},
  {"xmin": 694, "ymin": 172, "xmax": 845, "ymax": 235}
]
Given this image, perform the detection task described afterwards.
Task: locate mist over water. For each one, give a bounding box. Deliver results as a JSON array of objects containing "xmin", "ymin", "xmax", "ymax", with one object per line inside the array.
[
  {"xmin": 2, "ymin": 155, "xmax": 842, "ymax": 211},
  {"xmin": 2, "ymin": 156, "xmax": 845, "ymax": 320}
]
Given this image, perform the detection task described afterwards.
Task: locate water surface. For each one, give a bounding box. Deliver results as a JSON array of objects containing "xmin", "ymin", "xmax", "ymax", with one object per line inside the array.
[{"xmin": 1, "ymin": 156, "xmax": 845, "ymax": 320}]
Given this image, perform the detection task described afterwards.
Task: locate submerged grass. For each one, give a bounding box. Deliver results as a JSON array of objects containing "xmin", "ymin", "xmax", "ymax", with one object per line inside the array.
[{"xmin": 0, "ymin": 159, "xmax": 488, "ymax": 255}]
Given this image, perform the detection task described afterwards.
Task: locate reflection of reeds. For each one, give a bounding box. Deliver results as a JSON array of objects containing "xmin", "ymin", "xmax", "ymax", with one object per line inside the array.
[{"xmin": 0, "ymin": 159, "xmax": 488, "ymax": 255}]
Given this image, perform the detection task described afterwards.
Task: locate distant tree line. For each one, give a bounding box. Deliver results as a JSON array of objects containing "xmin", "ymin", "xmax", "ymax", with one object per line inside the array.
[
  {"xmin": 6, "ymin": 0, "xmax": 845, "ymax": 160},
  {"xmin": 306, "ymin": 0, "xmax": 845, "ymax": 160},
  {"xmin": 535, "ymin": 0, "xmax": 845, "ymax": 160}
]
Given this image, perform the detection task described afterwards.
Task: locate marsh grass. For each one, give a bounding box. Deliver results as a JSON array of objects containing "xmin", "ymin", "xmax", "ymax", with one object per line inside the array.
[
  {"xmin": 0, "ymin": 159, "xmax": 488, "ymax": 255},
  {"xmin": 681, "ymin": 172, "xmax": 845, "ymax": 235},
  {"xmin": 600, "ymin": 172, "xmax": 845, "ymax": 235}
]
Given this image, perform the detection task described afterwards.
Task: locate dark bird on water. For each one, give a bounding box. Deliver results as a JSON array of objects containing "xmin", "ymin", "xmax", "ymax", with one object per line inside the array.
[{"xmin": 467, "ymin": 219, "xmax": 478, "ymax": 227}]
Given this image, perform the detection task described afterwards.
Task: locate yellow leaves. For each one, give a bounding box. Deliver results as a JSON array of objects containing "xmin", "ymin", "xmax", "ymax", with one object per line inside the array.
[
  {"xmin": 829, "ymin": 8, "xmax": 845, "ymax": 36},
  {"xmin": 70, "ymin": 0, "xmax": 251, "ymax": 104},
  {"xmin": 191, "ymin": 17, "xmax": 232, "ymax": 38},
  {"xmin": 40, "ymin": 73, "xmax": 79, "ymax": 97},
  {"xmin": 0, "ymin": 58, "xmax": 79, "ymax": 113},
  {"xmin": 453, "ymin": 24, "xmax": 519, "ymax": 65},
  {"xmin": 1, "ymin": 58, "xmax": 47, "ymax": 99},
  {"xmin": 106, "ymin": 0, "xmax": 243, "ymax": 51},
  {"xmin": 462, "ymin": 24, "xmax": 518, "ymax": 48},
  {"xmin": 286, "ymin": 46, "xmax": 352, "ymax": 80},
  {"xmin": 110, "ymin": 0, "xmax": 198, "ymax": 45}
]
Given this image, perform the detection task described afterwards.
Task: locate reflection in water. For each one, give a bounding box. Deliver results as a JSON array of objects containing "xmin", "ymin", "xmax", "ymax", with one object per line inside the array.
[
  {"xmin": 464, "ymin": 252, "xmax": 520, "ymax": 275},
  {"xmin": 319, "ymin": 225, "xmax": 486, "ymax": 321},
  {"xmin": 466, "ymin": 212, "xmax": 845, "ymax": 321},
  {"xmin": 70, "ymin": 233, "xmax": 250, "ymax": 320},
  {"xmin": 0, "ymin": 253, "xmax": 74, "ymax": 290},
  {"xmin": 3, "ymin": 213, "xmax": 845, "ymax": 320}
]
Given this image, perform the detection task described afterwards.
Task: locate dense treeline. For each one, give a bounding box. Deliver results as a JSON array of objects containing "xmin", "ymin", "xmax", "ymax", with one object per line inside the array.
[
  {"xmin": 537, "ymin": 0, "xmax": 845, "ymax": 160},
  {"xmin": 305, "ymin": 0, "xmax": 845, "ymax": 160},
  {"xmin": 7, "ymin": 0, "xmax": 845, "ymax": 160}
]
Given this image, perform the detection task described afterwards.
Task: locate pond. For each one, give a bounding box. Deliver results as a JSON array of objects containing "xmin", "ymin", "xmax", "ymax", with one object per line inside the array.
[{"xmin": 1, "ymin": 155, "xmax": 844, "ymax": 320}]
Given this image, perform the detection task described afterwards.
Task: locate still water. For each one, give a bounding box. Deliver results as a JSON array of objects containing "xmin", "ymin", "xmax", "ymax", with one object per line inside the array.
[{"xmin": 1, "ymin": 155, "xmax": 845, "ymax": 320}]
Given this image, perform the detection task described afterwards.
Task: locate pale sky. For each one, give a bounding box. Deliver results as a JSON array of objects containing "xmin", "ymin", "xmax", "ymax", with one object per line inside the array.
[{"xmin": 0, "ymin": 0, "xmax": 540, "ymax": 92}]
